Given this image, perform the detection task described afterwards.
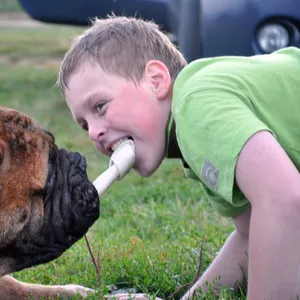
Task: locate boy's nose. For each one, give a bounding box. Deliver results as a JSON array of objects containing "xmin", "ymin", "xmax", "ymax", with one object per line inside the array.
[{"xmin": 88, "ymin": 125, "xmax": 107, "ymax": 143}]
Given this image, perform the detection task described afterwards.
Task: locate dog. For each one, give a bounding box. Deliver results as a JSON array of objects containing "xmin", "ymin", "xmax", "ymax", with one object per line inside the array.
[{"xmin": 0, "ymin": 105, "xmax": 100, "ymax": 299}]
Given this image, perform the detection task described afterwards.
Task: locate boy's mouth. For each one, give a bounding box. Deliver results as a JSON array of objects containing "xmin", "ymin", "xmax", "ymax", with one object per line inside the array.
[{"xmin": 111, "ymin": 136, "xmax": 133, "ymax": 152}]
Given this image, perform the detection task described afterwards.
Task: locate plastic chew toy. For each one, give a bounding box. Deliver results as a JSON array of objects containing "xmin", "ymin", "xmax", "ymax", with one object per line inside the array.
[{"xmin": 93, "ymin": 139, "xmax": 135, "ymax": 196}]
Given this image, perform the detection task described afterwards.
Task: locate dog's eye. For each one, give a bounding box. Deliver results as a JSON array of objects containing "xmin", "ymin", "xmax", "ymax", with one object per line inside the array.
[{"xmin": 31, "ymin": 188, "xmax": 44, "ymax": 197}]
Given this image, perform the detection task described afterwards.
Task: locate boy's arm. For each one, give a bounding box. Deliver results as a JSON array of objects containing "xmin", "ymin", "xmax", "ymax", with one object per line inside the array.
[{"xmin": 235, "ymin": 130, "xmax": 300, "ymax": 299}]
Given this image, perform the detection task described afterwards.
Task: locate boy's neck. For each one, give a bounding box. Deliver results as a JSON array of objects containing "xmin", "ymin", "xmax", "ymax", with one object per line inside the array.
[{"xmin": 166, "ymin": 120, "xmax": 182, "ymax": 159}]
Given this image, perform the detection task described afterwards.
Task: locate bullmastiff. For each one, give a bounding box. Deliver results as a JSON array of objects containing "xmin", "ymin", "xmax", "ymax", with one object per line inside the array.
[{"xmin": 0, "ymin": 105, "xmax": 100, "ymax": 299}]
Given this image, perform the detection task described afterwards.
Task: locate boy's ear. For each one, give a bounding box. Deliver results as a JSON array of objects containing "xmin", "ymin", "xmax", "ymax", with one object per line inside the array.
[{"xmin": 144, "ymin": 60, "xmax": 172, "ymax": 100}]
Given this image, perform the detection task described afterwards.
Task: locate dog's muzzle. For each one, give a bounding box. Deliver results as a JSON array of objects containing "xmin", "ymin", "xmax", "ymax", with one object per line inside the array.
[
  {"xmin": 43, "ymin": 148, "xmax": 99, "ymax": 245},
  {"xmin": 2, "ymin": 148, "xmax": 100, "ymax": 273}
]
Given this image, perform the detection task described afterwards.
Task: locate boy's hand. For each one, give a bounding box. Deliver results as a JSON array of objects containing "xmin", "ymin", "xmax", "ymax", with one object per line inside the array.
[{"xmin": 105, "ymin": 293, "xmax": 163, "ymax": 300}]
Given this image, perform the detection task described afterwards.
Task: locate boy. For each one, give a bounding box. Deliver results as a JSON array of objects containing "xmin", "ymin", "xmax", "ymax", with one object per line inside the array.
[{"xmin": 57, "ymin": 16, "xmax": 300, "ymax": 299}]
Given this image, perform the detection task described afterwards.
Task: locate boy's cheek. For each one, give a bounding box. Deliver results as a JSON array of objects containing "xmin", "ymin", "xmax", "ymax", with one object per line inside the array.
[
  {"xmin": 109, "ymin": 109, "xmax": 156, "ymax": 135},
  {"xmin": 135, "ymin": 111, "xmax": 161, "ymax": 135}
]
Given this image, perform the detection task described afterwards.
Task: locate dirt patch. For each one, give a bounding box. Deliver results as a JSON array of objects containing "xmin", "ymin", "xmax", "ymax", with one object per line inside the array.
[
  {"xmin": 0, "ymin": 11, "xmax": 47, "ymax": 27},
  {"xmin": 0, "ymin": 54, "xmax": 62, "ymax": 66},
  {"xmin": 0, "ymin": 12, "xmax": 30, "ymax": 20}
]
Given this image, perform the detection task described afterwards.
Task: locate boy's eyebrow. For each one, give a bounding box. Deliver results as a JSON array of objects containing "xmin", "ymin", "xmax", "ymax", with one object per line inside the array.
[{"xmin": 82, "ymin": 92, "xmax": 106, "ymax": 108}]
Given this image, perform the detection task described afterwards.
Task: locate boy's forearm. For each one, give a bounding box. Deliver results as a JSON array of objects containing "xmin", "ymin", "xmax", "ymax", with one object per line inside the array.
[
  {"xmin": 234, "ymin": 130, "xmax": 300, "ymax": 299},
  {"xmin": 181, "ymin": 229, "xmax": 248, "ymax": 299},
  {"xmin": 247, "ymin": 202, "xmax": 300, "ymax": 300}
]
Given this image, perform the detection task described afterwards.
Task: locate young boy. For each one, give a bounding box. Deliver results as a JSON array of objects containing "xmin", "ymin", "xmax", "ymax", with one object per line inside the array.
[{"xmin": 57, "ymin": 16, "xmax": 300, "ymax": 300}]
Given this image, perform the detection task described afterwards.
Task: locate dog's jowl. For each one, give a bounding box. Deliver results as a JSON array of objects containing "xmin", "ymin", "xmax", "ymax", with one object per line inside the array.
[{"xmin": 0, "ymin": 105, "xmax": 100, "ymax": 299}]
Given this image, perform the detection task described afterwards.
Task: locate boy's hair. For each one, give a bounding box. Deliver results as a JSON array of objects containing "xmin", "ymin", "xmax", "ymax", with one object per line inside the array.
[{"xmin": 57, "ymin": 15, "xmax": 187, "ymax": 95}]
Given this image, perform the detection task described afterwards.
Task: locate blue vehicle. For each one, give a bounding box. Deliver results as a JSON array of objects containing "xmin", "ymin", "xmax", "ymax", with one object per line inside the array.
[
  {"xmin": 18, "ymin": 0, "xmax": 300, "ymax": 61},
  {"xmin": 17, "ymin": 0, "xmax": 170, "ymax": 30},
  {"xmin": 169, "ymin": 0, "xmax": 300, "ymax": 61}
]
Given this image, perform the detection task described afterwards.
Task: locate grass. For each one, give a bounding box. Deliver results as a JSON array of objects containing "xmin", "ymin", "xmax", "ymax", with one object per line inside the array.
[
  {"xmin": 0, "ymin": 25, "xmax": 84, "ymax": 59},
  {"xmin": 0, "ymin": 0, "xmax": 21, "ymax": 12},
  {"xmin": 0, "ymin": 19, "xmax": 245, "ymax": 299}
]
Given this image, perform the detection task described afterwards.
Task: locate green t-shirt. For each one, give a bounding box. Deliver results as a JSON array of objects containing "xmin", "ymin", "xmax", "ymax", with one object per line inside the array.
[{"xmin": 167, "ymin": 47, "xmax": 300, "ymax": 217}]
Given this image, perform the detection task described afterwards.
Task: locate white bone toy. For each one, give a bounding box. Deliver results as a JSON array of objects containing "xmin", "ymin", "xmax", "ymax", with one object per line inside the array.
[{"xmin": 93, "ymin": 139, "xmax": 135, "ymax": 196}]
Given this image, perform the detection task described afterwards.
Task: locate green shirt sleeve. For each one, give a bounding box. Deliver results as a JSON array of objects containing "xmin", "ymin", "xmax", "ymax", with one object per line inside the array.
[{"xmin": 174, "ymin": 87, "xmax": 274, "ymax": 217}]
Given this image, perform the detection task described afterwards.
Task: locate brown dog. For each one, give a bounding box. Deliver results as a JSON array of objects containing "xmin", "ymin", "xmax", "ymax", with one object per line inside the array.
[{"xmin": 0, "ymin": 106, "xmax": 100, "ymax": 299}]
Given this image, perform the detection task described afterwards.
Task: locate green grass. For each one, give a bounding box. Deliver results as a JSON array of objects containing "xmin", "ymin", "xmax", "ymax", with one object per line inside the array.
[
  {"xmin": 0, "ymin": 0, "xmax": 21, "ymax": 12},
  {"xmin": 0, "ymin": 24, "xmax": 245, "ymax": 299},
  {"xmin": 0, "ymin": 26, "xmax": 84, "ymax": 59}
]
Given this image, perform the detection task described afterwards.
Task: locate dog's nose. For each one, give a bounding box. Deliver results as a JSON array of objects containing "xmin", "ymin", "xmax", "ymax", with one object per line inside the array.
[{"xmin": 69, "ymin": 152, "xmax": 87, "ymax": 173}]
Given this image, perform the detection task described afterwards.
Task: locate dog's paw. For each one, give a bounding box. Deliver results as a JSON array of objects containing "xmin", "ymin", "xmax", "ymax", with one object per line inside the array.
[{"xmin": 58, "ymin": 284, "xmax": 95, "ymax": 298}]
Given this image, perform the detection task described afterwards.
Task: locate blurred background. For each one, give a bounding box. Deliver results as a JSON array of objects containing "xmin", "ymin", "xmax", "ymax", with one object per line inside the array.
[
  {"xmin": 14, "ymin": 0, "xmax": 300, "ymax": 62},
  {"xmin": 1, "ymin": 0, "xmax": 298, "ymax": 298}
]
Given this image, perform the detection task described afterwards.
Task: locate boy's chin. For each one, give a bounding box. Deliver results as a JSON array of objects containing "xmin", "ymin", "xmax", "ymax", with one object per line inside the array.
[
  {"xmin": 134, "ymin": 167, "xmax": 155, "ymax": 177},
  {"xmin": 134, "ymin": 161, "xmax": 161, "ymax": 177}
]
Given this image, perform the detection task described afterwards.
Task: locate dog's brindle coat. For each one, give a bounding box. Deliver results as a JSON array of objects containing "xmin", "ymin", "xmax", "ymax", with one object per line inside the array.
[{"xmin": 0, "ymin": 106, "xmax": 100, "ymax": 299}]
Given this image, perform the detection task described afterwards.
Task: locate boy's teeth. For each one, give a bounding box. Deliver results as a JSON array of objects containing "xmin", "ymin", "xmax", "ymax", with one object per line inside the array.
[{"xmin": 111, "ymin": 137, "xmax": 130, "ymax": 152}]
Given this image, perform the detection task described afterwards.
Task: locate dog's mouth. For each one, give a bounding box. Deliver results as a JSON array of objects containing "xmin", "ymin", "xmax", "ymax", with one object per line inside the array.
[
  {"xmin": 0, "ymin": 148, "xmax": 100, "ymax": 275},
  {"xmin": 42, "ymin": 148, "xmax": 100, "ymax": 245},
  {"xmin": 61, "ymin": 149, "xmax": 100, "ymax": 238}
]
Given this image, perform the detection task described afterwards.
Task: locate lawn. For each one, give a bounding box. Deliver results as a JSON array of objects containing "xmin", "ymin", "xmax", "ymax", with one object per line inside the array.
[
  {"xmin": 0, "ymin": 0, "xmax": 22, "ymax": 11},
  {"xmin": 0, "ymin": 14, "xmax": 244, "ymax": 299}
]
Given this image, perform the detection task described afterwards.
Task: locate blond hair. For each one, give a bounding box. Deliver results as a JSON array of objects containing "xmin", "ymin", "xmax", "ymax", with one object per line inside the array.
[{"xmin": 57, "ymin": 15, "xmax": 187, "ymax": 95}]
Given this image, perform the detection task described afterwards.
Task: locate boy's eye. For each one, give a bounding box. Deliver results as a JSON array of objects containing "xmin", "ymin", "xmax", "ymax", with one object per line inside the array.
[
  {"xmin": 95, "ymin": 103, "xmax": 106, "ymax": 112},
  {"xmin": 81, "ymin": 121, "xmax": 88, "ymax": 131}
]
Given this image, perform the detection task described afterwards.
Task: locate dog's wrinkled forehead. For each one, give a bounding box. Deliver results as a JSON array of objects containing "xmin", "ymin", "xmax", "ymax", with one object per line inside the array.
[{"xmin": 0, "ymin": 106, "xmax": 55, "ymax": 153}]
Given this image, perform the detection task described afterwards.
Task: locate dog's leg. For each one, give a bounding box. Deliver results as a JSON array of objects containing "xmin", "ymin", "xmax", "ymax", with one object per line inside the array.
[{"xmin": 0, "ymin": 275, "xmax": 94, "ymax": 299}]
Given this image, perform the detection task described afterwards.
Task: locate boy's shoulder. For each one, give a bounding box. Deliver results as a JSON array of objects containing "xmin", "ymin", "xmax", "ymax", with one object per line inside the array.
[{"xmin": 172, "ymin": 46, "xmax": 300, "ymax": 105}]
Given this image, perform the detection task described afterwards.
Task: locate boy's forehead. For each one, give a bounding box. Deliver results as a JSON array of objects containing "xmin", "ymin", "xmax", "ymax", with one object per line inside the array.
[
  {"xmin": 66, "ymin": 65, "xmax": 102, "ymax": 98},
  {"xmin": 69, "ymin": 63, "xmax": 98, "ymax": 85},
  {"xmin": 65, "ymin": 66, "xmax": 112, "ymax": 110},
  {"xmin": 68, "ymin": 62, "xmax": 120, "ymax": 90}
]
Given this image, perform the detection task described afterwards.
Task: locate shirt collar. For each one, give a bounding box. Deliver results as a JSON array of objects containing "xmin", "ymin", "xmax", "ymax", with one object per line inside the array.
[{"xmin": 165, "ymin": 115, "xmax": 183, "ymax": 159}]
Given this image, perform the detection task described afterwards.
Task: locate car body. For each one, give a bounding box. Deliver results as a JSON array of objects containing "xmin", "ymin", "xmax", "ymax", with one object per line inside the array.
[
  {"xmin": 18, "ymin": 0, "xmax": 300, "ymax": 61},
  {"xmin": 199, "ymin": 0, "xmax": 300, "ymax": 57},
  {"xmin": 169, "ymin": 0, "xmax": 300, "ymax": 61},
  {"xmin": 17, "ymin": 0, "xmax": 170, "ymax": 30}
]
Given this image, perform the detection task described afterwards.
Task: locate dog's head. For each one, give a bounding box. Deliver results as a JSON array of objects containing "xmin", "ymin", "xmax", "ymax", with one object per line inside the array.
[{"xmin": 0, "ymin": 106, "xmax": 99, "ymax": 275}]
